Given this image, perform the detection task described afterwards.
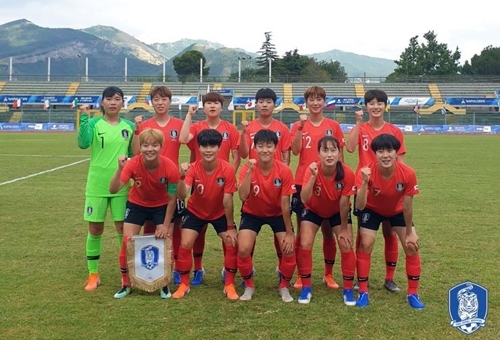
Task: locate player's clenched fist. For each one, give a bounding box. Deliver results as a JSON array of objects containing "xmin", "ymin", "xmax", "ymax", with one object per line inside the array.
[
  {"xmin": 299, "ymin": 114, "xmax": 308, "ymax": 127},
  {"xmin": 309, "ymin": 162, "xmax": 318, "ymax": 177},
  {"xmin": 247, "ymin": 159, "xmax": 256, "ymax": 173},
  {"xmin": 180, "ymin": 162, "xmax": 190, "ymax": 175},
  {"xmin": 117, "ymin": 155, "xmax": 128, "ymax": 169},
  {"xmin": 355, "ymin": 110, "xmax": 364, "ymax": 124},
  {"xmin": 240, "ymin": 120, "xmax": 249, "ymax": 133},
  {"xmin": 361, "ymin": 167, "xmax": 371, "ymax": 183},
  {"xmin": 134, "ymin": 115, "xmax": 143, "ymax": 129},
  {"xmin": 80, "ymin": 104, "xmax": 90, "ymax": 114},
  {"xmin": 187, "ymin": 105, "xmax": 198, "ymax": 116}
]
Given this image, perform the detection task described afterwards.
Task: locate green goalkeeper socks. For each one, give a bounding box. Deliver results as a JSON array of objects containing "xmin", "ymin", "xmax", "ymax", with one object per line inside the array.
[
  {"xmin": 117, "ymin": 233, "xmax": 123, "ymax": 250},
  {"xmin": 86, "ymin": 233, "xmax": 102, "ymax": 274}
]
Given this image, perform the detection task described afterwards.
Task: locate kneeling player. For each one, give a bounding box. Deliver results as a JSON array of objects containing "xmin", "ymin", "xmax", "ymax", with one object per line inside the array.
[
  {"xmin": 355, "ymin": 134, "xmax": 423, "ymax": 309},
  {"xmin": 109, "ymin": 128, "xmax": 179, "ymax": 299},
  {"xmin": 237, "ymin": 129, "xmax": 296, "ymax": 302},
  {"xmin": 173, "ymin": 129, "xmax": 239, "ymax": 300}
]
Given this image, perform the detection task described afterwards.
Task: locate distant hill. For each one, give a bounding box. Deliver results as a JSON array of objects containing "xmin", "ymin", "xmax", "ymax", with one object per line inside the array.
[{"xmin": 0, "ymin": 19, "xmax": 396, "ymax": 80}]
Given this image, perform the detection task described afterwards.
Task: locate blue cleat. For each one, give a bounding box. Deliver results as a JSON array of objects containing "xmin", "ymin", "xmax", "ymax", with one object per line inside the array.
[
  {"xmin": 343, "ymin": 289, "xmax": 356, "ymax": 306},
  {"xmin": 356, "ymin": 292, "xmax": 369, "ymax": 307},
  {"xmin": 298, "ymin": 287, "xmax": 312, "ymax": 304},
  {"xmin": 173, "ymin": 270, "xmax": 181, "ymax": 285},
  {"xmin": 191, "ymin": 267, "xmax": 205, "ymax": 286},
  {"xmin": 407, "ymin": 294, "xmax": 425, "ymax": 310}
]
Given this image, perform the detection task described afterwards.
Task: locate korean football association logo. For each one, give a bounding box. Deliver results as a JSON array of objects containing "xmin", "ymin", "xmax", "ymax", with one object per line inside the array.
[{"xmin": 449, "ymin": 282, "xmax": 488, "ymax": 335}]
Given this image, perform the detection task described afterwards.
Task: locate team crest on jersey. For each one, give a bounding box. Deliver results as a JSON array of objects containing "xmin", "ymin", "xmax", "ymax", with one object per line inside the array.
[
  {"xmin": 361, "ymin": 212, "xmax": 370, "ymax": 224},
  {"xmin": 216, "ymin": 177, "xmax": 225, "ymax": 186},
  {"xmin": 396, "ymin": 183, "xmax": 404, "ymax": 191},
  {"xmin": 141, "ymin": 245, "xmax": 159, "ymax": 270},
  {"xmin": 221, "ymin": 132, "xmax": 229, "ymax": 140},
  {"xmin": 326, "ymin": 129, "xmax": 333, "ymax": 136},
  {"xmin": 273, "ymin": 178, "xmax": 282, "ymax": 187},
  {"xmin": 86, "ymin": 206, "xmax": 93, "ymax": 215},
  {"xmin": 121, "ymin": 129, "xmax": 130, "ymax": 140},
  {"xmin": 449, "ymin": 282, "xmax": 488, "ymax": 335},
  {"xmin": 336, "ymin": 182, "xmax": 344, "ymax": 190},
  {"xmin": 170, "ymin": 129, "xmax": 179, "ymax": 139},
  {"xmin": 159, "ymin": 177, "xmax": 167, "ymax": 184}
]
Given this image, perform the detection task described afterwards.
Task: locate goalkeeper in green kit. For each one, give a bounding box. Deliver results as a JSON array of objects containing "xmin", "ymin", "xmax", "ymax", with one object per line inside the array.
[{"xmin": 78, "ymin": 86, "xmax": 135, "ymax": 291}]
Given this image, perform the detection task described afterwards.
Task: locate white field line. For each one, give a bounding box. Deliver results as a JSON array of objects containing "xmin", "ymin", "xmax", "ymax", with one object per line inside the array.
[{"xmin": 0, "ymin": 158, "xmax": 89, "ymax": 187}]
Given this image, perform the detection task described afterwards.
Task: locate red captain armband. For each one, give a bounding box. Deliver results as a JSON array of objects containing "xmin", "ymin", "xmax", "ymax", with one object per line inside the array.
[
  {"xmin": 134, "ymin": 130, "xmax": 140, "ymax": 136},
  {"xmin": 227, "ymin": 224, "xmax": 235, "ymax": 230},
  {"xmin": 179, "ymin": 175, "xmax": 186, "ymax": 180}
]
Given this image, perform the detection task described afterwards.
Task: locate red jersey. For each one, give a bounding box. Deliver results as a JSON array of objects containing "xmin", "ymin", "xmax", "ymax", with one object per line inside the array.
[
  {"xmin": 120, "ymin": 155, "xmax": 180, "ymax": 207},
  {"xmin": 239, "ymin": 161, "xmax": 296, "ymax": 217},
  {"xmin": 356, "ymin": 122, "xmax": 405, "ymax": 172},
  {"xmin": 290, "ymin": 118, "xmax": 345, "ymax": 185},
  {"xmin": 355, "ymin": 161, "xmax": 419, "ymax": 217},
  {"xmin": 244, "ymin": 119, "xmax": 291, "ymax": 161},
  {"xmin": 138, "ymin": 116, "xmax": 184, "ymax": 167},
  {"xmin": 187, "ymin": 120, "xmax": 239, "ymax": 162},
  {"xmin": 303, "ymin": 163, "xmax": 356, "ymax": 218},
  {"xmin": 185, "ymin": 159, "xmax": 237, "ymax": 220}
]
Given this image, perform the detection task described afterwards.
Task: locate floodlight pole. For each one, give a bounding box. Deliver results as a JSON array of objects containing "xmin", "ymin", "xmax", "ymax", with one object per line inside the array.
[
  {"xmin": 9, "ymin": 57, "xmax": 13, "ymax": 81},
  {"xmin": 238, "ymin": 59, "xmax": 242, "ymax": 83},
  {"xmin": 200, "ymin": 58, "xmax": 203, "ymax": 83},
  {"xmin": 124, "ymin": 57, "xmax": 128, "ymax": 82},
  {"xmin": 268, "ymin": 58, "xmax": 272, "ymax": 83},
  {"xmin": 47, "ymin": 57, "xmax": 51, "ymax": 82}
]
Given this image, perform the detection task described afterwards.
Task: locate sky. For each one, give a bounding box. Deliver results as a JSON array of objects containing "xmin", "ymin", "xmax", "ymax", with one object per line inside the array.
[{"xmin": 1, "ymin": 0, "xmax": 499, "ymax": 63}]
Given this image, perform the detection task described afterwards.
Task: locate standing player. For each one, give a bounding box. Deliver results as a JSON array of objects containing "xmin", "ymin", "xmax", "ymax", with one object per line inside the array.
[
  {"xmin": 297, "ymin": 136, "xmax": 356, "ymax": 305},
  {"xmin": 290, "ymin": 86, "xmax": 345, "ymax": 289},
  {"xmin": 346, "ymin": 89, "xmax": 406, "ymax": 293},
  {"xmin": 355, "ymin": 134, "xmax": 423, "ymax": 309},
  {"xmin": 179, "ymin": 92, "xmax": 240, "ymax": 286},
  {"xmin": 77, "ymin": 86, "xmax": 134, "ymax": 291},
  {"xmin": 172, "ymin": 129, "xmax": 239, "ymax": 300},
  {"xmin": 109, "ymin": 128, "xmax": 179, "ymax": 299},
  {"xmin": 237, "ymin": 130, "xmax": 296, "ymax": 302},
  {"xmin": 238, "ymin": 87, "xmax": 291, "ymax": 273},
  {"xmin": 133, "ymin": 85, "xmax": 185, "ymax": 285}
]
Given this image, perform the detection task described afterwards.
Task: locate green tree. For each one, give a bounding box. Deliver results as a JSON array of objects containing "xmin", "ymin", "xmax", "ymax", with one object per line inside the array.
[
  {"xmin": 256, "ymin": 32, "xmax": 279, "ymax": 70},
  {"xmin": 387, "ymin": 31, "xmax": 461, "ymax": 81},
  {"xmin": 317, "ymin": 60, "xmax": 348, "ymax": 82},
  {"xmin": 461, "ymin": 45, "xmax": 500, "ymax": 75},
  {"xmin": 172, "ymin": 50, "xmax": 209, "ymax": 83}
]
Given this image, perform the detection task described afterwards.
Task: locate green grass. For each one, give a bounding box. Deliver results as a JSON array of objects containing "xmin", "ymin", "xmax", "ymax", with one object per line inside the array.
[{"xmin": 0, "ymin": 133, "xmax": 498, "ymax": 339}]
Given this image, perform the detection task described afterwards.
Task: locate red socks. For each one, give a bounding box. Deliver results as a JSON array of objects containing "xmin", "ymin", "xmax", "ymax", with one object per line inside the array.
[
  {"xmin": 119, "ymin": 236, "xmax": 131, "ymax": 286},
  {"xmin": 322, "ymin": 238, "xmax": 336, "ymax": 276},
  {"xmin": 279, "ymin": 253, "xmax": 296, "ymax": 288},
  {"xmin": 406, "ymin": 254, "xmax": 421, "ymax": 295},
  {"xmin": 237, "ymin": 254, "xmax": 255, "ymax": 288},
  {"xmin": 356, "ymin": 250, "xmax": 371, "ymax": 292},
  {"xmin": 177, "ymin": 246, "xmax": 193, "ymax": 285},
  {"xmin": 223, "ymin": 245, "xmax": 237, "ymax": 285},
  {"xmin": 297, "ymin": 248, "xmax": 312, "ymax": 287},
  {"xmin": 340, "ymin": 249, "xmax": 356, "ymax": 290},
  {"xmin": 384, "ymin": 233, "xmax": 399, "ymax": 280},
  {"xmin": 192, "ymin": 226, "xmax": 207, "ymax": 271}
]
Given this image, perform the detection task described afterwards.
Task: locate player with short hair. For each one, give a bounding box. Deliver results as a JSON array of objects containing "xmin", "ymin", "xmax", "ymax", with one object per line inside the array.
[
  {"xmin": 297, "ymin": 136, "xmax": 356, "ymax": 305},
  {"xmin": 237, "ymin": 129, "xmax": 296, "ymax": 302},
  {"xmin": 132, "ymin": 85, "xmax": 185, "ymax": 285},
  {"xmin": 78, "ymin": 86, "xmax": 135, "ymax": 291},
  {"xmin": 355, "ymin": 134, "xmax": 423, "ymax": 309},
  {"xmin": 238, "ymin": 87, "xmax": 291, "ymax": 277},
  {"xmin": 290, "ymin": 86, "xmax": 345, "ymax": 289},
  {"xmin": 346, "ymin": 89, "xmax": 406, "ymax": 293},
  {"xmin": 179, "ymin": 92, "xmax": 240, "ymax": 286},
  {"xmin": 172, "ymin": 129, "xmax": 239, "ymax": 300},
  {"xmin": 109, "ymin": 128, "xmax": 179, "ymax": 299}
]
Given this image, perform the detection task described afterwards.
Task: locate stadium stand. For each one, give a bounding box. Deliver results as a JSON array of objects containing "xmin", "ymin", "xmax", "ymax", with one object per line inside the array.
[{"xmin": 1, "ymin": 81, "xmax": 71, "ymax": 95}]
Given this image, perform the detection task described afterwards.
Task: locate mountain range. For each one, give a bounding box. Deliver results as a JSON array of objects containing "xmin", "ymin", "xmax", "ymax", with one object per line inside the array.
[{"xmin": 0, "ymin": 19, "xmax": 396, "ymax": 80}]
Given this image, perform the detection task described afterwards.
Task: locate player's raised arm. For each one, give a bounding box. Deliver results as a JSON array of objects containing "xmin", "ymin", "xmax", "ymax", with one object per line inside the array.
[
  {"xmin": 346, "ymin": 110, "xmax": 363, "ymax": 153},
  {"xmin": 131, "ymin": 115, "xmax": 143, "ymax": 156},
  {"xmin": 77, "ymin": 105, "xmax": 94, "ymax": 149},
  {"xmin": 300, "ymin": 162, "xmax": 318, "ymax": 204},
  {"xmin": 176, "ymin": 162, "xmax": 190, "ymax": 200},
  {"xmin": 109, "ymin": 155, "xmax": 129, "ymax": 194},
  {"xmin": 238, "ymin": 121, "xmax": 250, "ymax": 159},
  {"xmin": 355, "ymin": 167, "xmax": 371, "ymax": 210},
  {"xmin": 179, "ymin": 105, "xmax": 197, "ymax": 144},
  {"xmin": 291, "ymin": 115, "xmax": 307, "ymax": 155},
  {"xmin": 238, "ymin": 160, "xmax": 255, "ymax": 201}
]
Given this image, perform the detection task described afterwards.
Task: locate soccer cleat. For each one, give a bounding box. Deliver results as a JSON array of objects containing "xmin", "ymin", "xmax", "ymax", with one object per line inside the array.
[
  {"xmin": 113, "ymin": 286, "xmax": 132, "ymax": 299},
  {"xmin": 343, "ymin": 289, "xmax": 356, "ymax": 306},
  {"xmin": 293, "ymin": 276, "xmax": 303, "ymax": 290},
  {"xmin": 172, "ymin": 283, "xmax": 190, "ymax": 299},
  {"xmin": 239, "ymin": 287, "xmax": 255, "ymax": 301},
  {"xmin": 384, "ymin": 279, "xmax": 401, "ymax": 293},
  {"xmin": 323, "ymin": 274, "xmax": 340, "ymax": 289},
  {"xmin": 407, "ymin": 294, "xmax": 425, "ymax": 310},
  {"xmin": 84, "ymin": 273, "xmax": 101, "ymax": 291},
  {"xmin": 356, "ymin": 292, "xmax": 369, "ymax": 307},
  {"xmin": 223, "ymin": 284, "xmax": 239, "ymax": 300},
  {"xmin": 298, "ymin": 287, "xmax": 312, "ymax": 304},
  {"xmin": 191, "ymin": 267, "xmax": 205, "ymax": 286},
  {"xmin": 160, "ymin": 286, "xmax": 171, "ymax": 299},
  {"xmin": 173, "ymin": 270, "xmax": 181, "ymax": 285},
  {"xmin": 279, "ymin": 287, "xmax": 294, "ymax": 303}
]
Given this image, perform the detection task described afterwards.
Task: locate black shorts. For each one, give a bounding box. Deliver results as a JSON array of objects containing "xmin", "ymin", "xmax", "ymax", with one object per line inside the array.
[
  {"xmin": 358, "ymin": 208, "xmax": 413, "ymax": 231},
  {"xmin": 239, "ymin": 212, "xmax": 287, "ymax": 234},
  {"xmin": 181, "ymin": 209, "xmax": 228, "ymax": 234},
  {"xmin": 301, "ymin": 208, "xmax": 353, "ymax": 227},
  {"xmin": 174, "ymin": 199, "xmax": 186, "ymax": 219},
  {"xmin": 124, "ymin": 201, "xmax": 168, "ymax": 226},
  {"xmin": 291, "ymin": 185, "xmax": 304, "ymax": 214}
]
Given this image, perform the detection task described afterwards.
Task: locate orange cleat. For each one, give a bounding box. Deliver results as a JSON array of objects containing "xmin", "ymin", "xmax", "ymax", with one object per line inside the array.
[
  {"xmin": 84, "ymin": 273, "xmax": 101, "ymax": 291},
  {"xmin": 323, "ymin": 274, "xmax": 340, "ymax": 289},
  {"xmin": 172, "ymin": 283, "xmax": 190, "ymax": 299},
  {"xmin": 223, "ymin": 284, "xmax": 239, "ymax": 300},
  {"xmin": 293, "ymin": 276, "xmax": 303, "ymax": 290}
]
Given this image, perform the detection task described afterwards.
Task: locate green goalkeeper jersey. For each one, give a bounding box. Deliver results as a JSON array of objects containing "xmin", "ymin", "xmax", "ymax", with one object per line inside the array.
[{"xmin": 78, "ymin": 114, "xmax": 135, "ymax": 197}]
